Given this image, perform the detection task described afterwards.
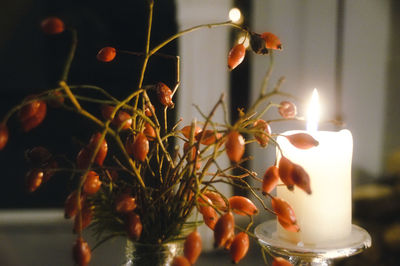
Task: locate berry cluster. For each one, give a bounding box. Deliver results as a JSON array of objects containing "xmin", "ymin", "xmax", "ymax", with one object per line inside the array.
[{"xmin": 0, "ymin": 9, "xmax": 319, "ymax": 266}]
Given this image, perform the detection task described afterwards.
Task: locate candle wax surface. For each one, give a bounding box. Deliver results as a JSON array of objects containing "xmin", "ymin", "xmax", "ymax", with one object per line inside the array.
[{"xmin": 276, "ymin": 129, "xmax": 353, "ymax": 245}]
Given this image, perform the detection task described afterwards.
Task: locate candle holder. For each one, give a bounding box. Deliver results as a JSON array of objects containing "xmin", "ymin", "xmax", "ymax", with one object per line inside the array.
[{"xmin": 255, "ymin": 220, "xmax": 371, "ymax": 266}]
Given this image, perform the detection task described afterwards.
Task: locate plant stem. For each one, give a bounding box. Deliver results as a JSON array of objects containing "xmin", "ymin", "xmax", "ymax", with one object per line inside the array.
[
  {"xmin": 61, "ymin": 29, "xmax": 78, "ymax": 82},
  {"xmin": 149, "ymin": 21, "xmax": 245, "ymax": 57},
  {"xmin": 260, "ymin": 51, "xmax": 274, "ymax": 96},
  {"xmin": 145, "ymin": 1, "xmax": 153, "ymax": 56},
  {"xmin": 60, "ymin": 81, "xmax": 82, "ymax": 110},
  {"xmin": 132, "ymin": 1, "xmax": 154, "ymax": 127},
  {"xmin": 69, "ymin": 85, "xmax": 119, "ymax": 102},
  {"xmin": 247, "ymin": 80, "xmax": 289, "ymax": 114}
]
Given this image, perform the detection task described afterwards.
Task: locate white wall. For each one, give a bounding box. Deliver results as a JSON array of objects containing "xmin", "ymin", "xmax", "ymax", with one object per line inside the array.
[
  {"xmin": 342, "ymin": 0, "xmax": 390, "ymax": 177},
  {"xmin": 176, "ymin": 0, "xmax": 232, "ymax": 124},
  {"xmin": 175, "ymin": 0, "xmax": 232, "ymax": 250}
]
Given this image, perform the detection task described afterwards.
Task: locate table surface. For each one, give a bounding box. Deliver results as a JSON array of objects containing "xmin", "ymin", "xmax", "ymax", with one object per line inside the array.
[{"xmin": 0, "ymin": 209, "xmax": 266, "ymax": 266}]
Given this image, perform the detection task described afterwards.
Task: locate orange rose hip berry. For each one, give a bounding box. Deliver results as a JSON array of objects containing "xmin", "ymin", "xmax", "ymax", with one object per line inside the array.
[
  {"xmin": 0, "ymin": 124, "xmax": 9, "ymax": 150},
  {"xmin": 262, "ymin": 165, "xmax": 280, "ymax": 194},
  {"xmin": 228, "ymin": 43, "xmax": 246, "ymax": 70},
  {"xmin": 73, "ymin": 237, "xmax": 91, "ymax": 266},
  {"xmin": 184, "ymin": 230, "xmax": 202, "ymax": 264},
  {"xmin": 225, "ymin": 131, "xmax": 245, "ymax": 163},
  {"xmin": 278, "ymin": 101, "xmax": 297, "ymax": 119},
  {"xmin": 253, "ymin": 119, "xmax": 271, "ymax": 147},
  {"xmin": 41, "ymin": 17, "xmax": 65, "ymax": 35},
  {"xmin": 132, "ymin": 133, "xmax": 149, "ymax": 162},
  {"xmin": 230, "ymin": 232, "xmax": 250, "ymax": 264},
  {"xmin": 271, "ymin": 197, "xmax": 298, "ymax": 229},
  {"xmin": 228, "ymin": 196, "xmax": 258, "ymax": 216},
  {"xmin": 260, "ymin": 32, "xmax": 282, "ymax": 50},
  {"xmin": 97, "ymin": 47, "xmax": 117, "ymax": 62},
  {"xmin": 156, "ymin": 82, "xmax": 174, "ymax": 108},
  {"xmin": 83, "ymin": 171, "xmax": 102, "ymax": 195},
  {"xmin": 214, "ymin": 211, "xmax": 235, "ymax": 248}
]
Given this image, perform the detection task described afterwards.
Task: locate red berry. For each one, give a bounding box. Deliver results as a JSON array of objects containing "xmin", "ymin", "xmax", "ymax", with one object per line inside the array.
[
  {"xmin": 73, "ymin": 237, "xmax": 91, "ymax": 266},
  {"xmin": 25, "ymin": 169, "xmax": 44, "ymax": 193},
  {"xmin": 19, "ymin": 99, "xmax": 40, "ymax": 119},
  {"xmin": 278, "ymin": 156, "xmax": 295, "ymax": 190},
  {"xmin": 204, "ymin": 191, "xmax": 227, "ymax": 211},
  {"xmin": 203, "ymin": 211, "xmax": 219, "ymax": 230},
  {"xmin": 171, "ymin": 256, "xmax": 191, "ymax": 266},
  {"xmin": 143, "ymin": 122, "xmax": 156, "ymax": 140},
  {"xmin": 230, "ymin": 232, "xmax": 249, "ymax": 263},
  {"xmin": 97, "ymin": 47, "xmax": 116, "ymax": 62},
  {"xmin": 41, "ymin": 17, "xmax": 64, "ymax": 35},
  {"xmin": 126, "ymin": 213, "xmax": 142, "ymax": 240},
  {"xmin": 184, "ymin": 230, "xmax": 202, "ymax": 264},
  {"xmin": 214, "ymin": 212, "xmax": 235, "ymax": 248},
  {"xmin": 272, "ymin": 257, "xmax": 293, "ymax": 266},
  {"xmin": 101, "ymin": 105, "xmax": 114, "ymax": 120},
  {"xmin": 197, "ymin": 195, "xmax": 218, "ymax": 230},
  {"xmin": 195, "ymin": 130, "xmax": 222, "ymax": 145},
  {"xmin": 260, "ymin": 32, "xmax": 283, "ymax": 50},
  {"xmin": 285, "ymin": 133, "xmax": 319, "ymax": 149},
  {"xmin": 76, "ymin": 147, "xmax": 91, "ymax": 169},
  {"xmin": 101, "ymin": 105, "xmax": 132, "ymax": 130},
  {"xmin": 83, "ymin": 171, "xmax": 102, "ymax": 195},
  {"xmin": 129, "ymin": 133, "xmax": 149, "ymax": 162},
  {"xmin": 181, "ymin": 125, "xmax": 202, "ymax": 139},
  {"xmin": 277, "ymin": 217, "xmax": 300, "ymax": 233},
  {"xmin": 291, "ymin": 163, "xmax": 312, "ymax": 195},
  {"xmin": 278, "ymin": 101, "xmax": 297, "ymax": 119},
  {"xmin": 156, "ymin": 82, "xmax": 174, "ymax": 108},
  {"xmin": 0, "ymin": 124, "xmax": 9, "ymax": 150},
  {"xmin": 114, "ymin": 110, "xmax": 132, "ymax": 130},
  {"xmin": 262, "ymin": 165, "xmax": 280, "ymax": 194},
  {"xmin": 144, "ymin": 103, "xmax": 155, "ymax": 117},
  {"xmin": 64, "ymin": 190, "xmax": 86, "ymax": 219},
  {"xmin": 197, "ymin": 195, "xmax": 216, "ymax": 216},
  {"xmin": 228, "ymin": 43, "xmax": 246, "ymax": 70},
  {"xmin": 224, "ymin": 234, "xmax": 235, "ymax": 250},
  {"xmin": 253, "ymin": 119, "xmax": 271, "ymax": 147},
  {"xmin": 278, "ymin": 156, "xmax": 311, "ymax": 194},
  {"xmin": 229, "ymin": 196, "xmax": 258, "ymax": 216},
  {"xmin": 271, "ymin": 197, "xmax": 297, "ymax": 228},
  {"xmin": 87, "ymin": 132, "xmax": 108, "ymax": 166},
  {"xmin": 19, "ymin": 98, "xmax": 47, "ymax": 132},
  {"xmin": 25, "ymin": 146, "xmax": 52, "ymax": 166},
  {"xmin": 225, "ymin": 131, "xmax": 245, "ymax": 163},
  {"xmin": 115, "ymin": 194, "xmax": 137, "ymax": 213}
]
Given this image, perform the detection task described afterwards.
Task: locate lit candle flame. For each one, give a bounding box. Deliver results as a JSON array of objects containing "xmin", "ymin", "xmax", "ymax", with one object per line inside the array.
[{"xmin": 306, "ymin": 88, "xmax": 320, "ymax": 133}]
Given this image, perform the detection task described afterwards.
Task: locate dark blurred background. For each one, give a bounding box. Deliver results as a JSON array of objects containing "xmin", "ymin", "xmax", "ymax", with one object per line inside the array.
[{"xmin": 0, "ymin": 0, "xmax": 177, "ymax": 208}]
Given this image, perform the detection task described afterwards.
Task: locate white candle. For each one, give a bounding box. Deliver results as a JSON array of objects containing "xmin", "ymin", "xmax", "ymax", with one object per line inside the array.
[{"xmin": 276, "ymin": 89, "xmax": 353, "ymax": 244}]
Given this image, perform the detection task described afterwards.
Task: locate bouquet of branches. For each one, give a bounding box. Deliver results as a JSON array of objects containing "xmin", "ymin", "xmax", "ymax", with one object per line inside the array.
[{"xmin": 0, "ymin": 1, "xmax": 319, "ymax": 265}]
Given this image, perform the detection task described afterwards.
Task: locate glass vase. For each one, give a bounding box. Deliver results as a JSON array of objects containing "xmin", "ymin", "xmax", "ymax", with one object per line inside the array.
[{"xmin": 122, "ymin": 239, "xmax": 183, "ymax": 266}]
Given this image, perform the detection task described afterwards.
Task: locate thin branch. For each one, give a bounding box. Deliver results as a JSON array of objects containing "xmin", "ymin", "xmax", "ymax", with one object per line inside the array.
[
  {"xmin": 61, "ymin": 29, "xmax": 77, "ymax": 82},
  {"xmin": 150, "ymin": 21, "xmax": 245, "ymax": 56}
]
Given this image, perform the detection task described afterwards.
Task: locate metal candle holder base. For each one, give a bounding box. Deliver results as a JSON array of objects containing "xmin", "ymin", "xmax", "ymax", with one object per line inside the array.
[{"xmin": 255, "ymin": 220, "xmax": 371, "ymax": 266}]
